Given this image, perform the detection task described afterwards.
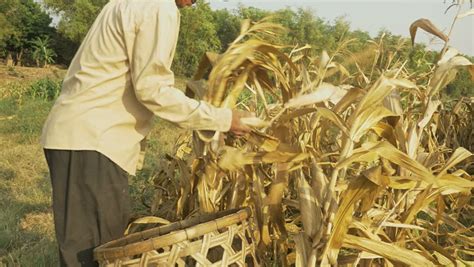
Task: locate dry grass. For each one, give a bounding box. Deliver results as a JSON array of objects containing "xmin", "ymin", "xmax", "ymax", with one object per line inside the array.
[
  {"xmin": 0, "ymin": 133, "xmax": 57, "ymax": 266},
  {"xmin": 0, "ymin": 65, "xmax": 66, "ymax": 87}
]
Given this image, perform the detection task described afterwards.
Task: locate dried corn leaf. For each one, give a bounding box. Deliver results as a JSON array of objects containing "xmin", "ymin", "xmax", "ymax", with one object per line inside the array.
[
  {"xmin": 401, "ymin": 185, "xmax": 436, "ymax": 225},
  {"xmin": 371, "ymin": 122, "xmax": 398, "ymax": 146},
  {"xmin": 436, "ymin": 174, "xmax": 474, "ymax": 193},
  {"xmin": 350, "ymin": 106, "xmax": 396, "ymax": 142},
  {"xmin": 383, "ymin": 90, "xmax": 404, "ymax": 115},
  {"xmin": 317, "ymin": 107, "xmax": 350, "ymax": 137},
  {"xmin": 457, "ymin": 8, "xmax": 474, "ymax": 19},
  {"xmin": 323, "ymin": 176, "xmax": 378, "ymax": 264},
  {"xmin": 278, "ymin": 107, "xmax": 317, "ymax": 124},
  {"xmin": 373, "ymin": 142, "xmax": 436, "ymax": 183},
  {"xmin": 311, "ymin": 161, "xmax": 328, "ymax": 204},
  {"xmin": 406, "ymin": 123, "xmax": 419, "ymax": 159},
  {"xmin": 293, "ymin": 233, "xmax": 310, "ymax": 267},
  {"xmin": 436, "ymin": 147, "xmax": 473, "ymax": 177},
  {"xmin": 265, "ymin": 163, "xmax": 290, "ymax": 240},
  {"xmin": 217, "ymin": 146, "xmax": 248, "ymax": 171},
  {"xmin": 420, "ymin": 240, "xmax": 456, "ymax": 264},
  {"xmin": 333, "ymin": 87, "xmax": 365, "ymax": 114},
  {"xmin": 249, "ymin": 150, "xmax": 309, "ymax": 164},
  {"xmin": 247, "ymin": 131, "xmax": 280, "ymax": 152},
  {"xmin": 285, "ymin": 83, "xmax": 340, "ymax": 108},
  {"xmin": 429, "ymin": 55, "xmax": 472, "ymax": 96},
  {"xmin": 297, "ymin": 174, "xmax": 322, "ymax": 239},
  {"xmin": 320, "ymin": 50, "xmax": 330, "ymax": 69},
  {"xmin": 351, "ymin": 76, "xmax": 415, "ymax": 126},
  {"xmin": 409, "ymin": 18, "xmax": 448, "ymax": 45},
  {"xmin": 240, "ymin": 117, "xmax": 271, "ymax": 128},
  {"xmin": 418, "ymin": 100, "xmax": 441, "ymax": 129},
  {"xmin": 379, "ymin": 221, "xmax": 426, "ymax": 230},
  {"xmin": 343, "ymin": 234, "xmax": 434, "ymax": 266},
  {"xmin": 221, "ymin": 66, "xmax": 252, "ymax": 108},
  {"xmin": 387, "ymin": 177, "xmax": 418, "ymax": 189}
]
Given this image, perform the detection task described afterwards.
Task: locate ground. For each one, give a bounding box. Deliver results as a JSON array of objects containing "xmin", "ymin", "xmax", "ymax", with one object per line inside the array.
[
  {"xmin": 0, "ymin": 65, "xmax": 188, "ymax": 266},
  {"xmin": 0, "ymin": 65, "xmax": 66, "ymax": 85}
]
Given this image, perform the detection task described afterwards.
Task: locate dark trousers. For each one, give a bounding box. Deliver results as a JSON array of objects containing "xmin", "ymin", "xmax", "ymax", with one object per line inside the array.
[{"xmin": 44, "ymin": 150, "xmax": 130, "ymax": 267}]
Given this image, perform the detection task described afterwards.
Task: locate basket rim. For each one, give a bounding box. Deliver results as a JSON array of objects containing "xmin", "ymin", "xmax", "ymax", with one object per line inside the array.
[{"xmin": 94, "ymin": 207, "xmax": 250, "ymax": 262}]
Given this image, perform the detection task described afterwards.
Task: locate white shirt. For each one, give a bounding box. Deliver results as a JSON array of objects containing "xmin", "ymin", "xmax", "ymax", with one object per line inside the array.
[{"xmin": 41, "ymin": 0, "xmax": 232, "ymax": 175}]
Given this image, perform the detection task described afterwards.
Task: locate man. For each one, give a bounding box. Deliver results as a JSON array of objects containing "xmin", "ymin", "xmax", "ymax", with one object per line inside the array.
[{"xmin": 41, "ymin": 0, "xmax": 251, "ymax": 265}]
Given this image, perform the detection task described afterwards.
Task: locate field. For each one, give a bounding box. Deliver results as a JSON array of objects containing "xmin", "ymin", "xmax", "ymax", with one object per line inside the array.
[
  {"xmin": 0, "ymin": 65, "xmax": 188, "ymax": 266},
  {"xmin": 0, "ymin": 19, "xmax": 473, "ymax": 266}
]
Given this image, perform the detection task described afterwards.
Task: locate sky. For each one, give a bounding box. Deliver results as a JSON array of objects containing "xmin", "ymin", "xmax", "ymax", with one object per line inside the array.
[{"xmin": 208, "ymin": 0, "xmax": 474, "ymax": 56}]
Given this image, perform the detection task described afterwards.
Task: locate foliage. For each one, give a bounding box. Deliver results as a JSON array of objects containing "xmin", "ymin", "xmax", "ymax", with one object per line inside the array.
[
  {"xmin": 0, "ymin": 0, "xmax": 55, "ymax": 66},
  {"xmin": 237, "ymin": 5, "xmax": 270, "ymax": 21},
  {"xmin": 31, "ymin": 36, "xmax": 56, "ymax": 67},
  {"xmin": 4, "ymin": 0, "xmax": 470, "ymax": 95},
  {"xmin": 44, "ymin": 0, "xmax": 108, "ymax": 43},
  {"xmin": 26, "ymin": 78, "xmax": 62, "ymax": 101},
  {"xmin": 445, "ymin": 64, "xmax": 474, "ymax": 98},
  {"xmin": 212, "ymin": 9, "xmax": 241, "ymax": 52},
  {"xmin": 173, "ymin": 2, "xmax": 222, "ymax": 77}
]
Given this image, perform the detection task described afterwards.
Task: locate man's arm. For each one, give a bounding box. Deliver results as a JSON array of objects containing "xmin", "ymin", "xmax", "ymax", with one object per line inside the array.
[{"xmin": 127, "ymin": 3, "xmax": 247, "ymax": 133}]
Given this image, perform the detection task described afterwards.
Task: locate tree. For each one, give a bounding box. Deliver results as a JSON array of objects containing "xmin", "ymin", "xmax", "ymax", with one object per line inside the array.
[
  {"xmin": 44, "ymin": 0, "xmax": 107, "ymax": 43},
  {"xmin": 237, "ymin": 5, "xmax": 269, "ymax": 21},
  {"xmin": 274, "ymin": 8, "xmax": 326, "ymax": 54},
  {"xmin": 0, "ymin": 0, "xmax": 54, "ymax": 66},
  {"xmin": 212, "ymin": 9, "xmax": 240, "ymax": 52},
  {"xmin": 0, "ymin": 1, "xmax": 17, "ymax": 58},
  {"xmin": 173, "ymin": 1, "xmax": 221, "ymax": 77},
  {"xmin": 31, "ymin": 36, "xmax": 56, "ymax": 67}
]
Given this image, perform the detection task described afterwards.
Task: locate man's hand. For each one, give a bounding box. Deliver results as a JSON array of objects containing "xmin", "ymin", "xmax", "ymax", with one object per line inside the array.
[{"xmin": 229, "ymin": 110, "xmax": 253, "ymax": 137}]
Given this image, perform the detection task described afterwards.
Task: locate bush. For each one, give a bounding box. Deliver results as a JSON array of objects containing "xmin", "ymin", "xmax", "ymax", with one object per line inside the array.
[
  {"xmin": 31, "ymin": 36, "xmax": 56, "ymax": 67},
  {"xmin": 0, "ymin": 78, "xmax": 62, "ymax": 103},
  {"xmin": 26, "ymin": 78, "xmax": 62, "ymax": 101}
]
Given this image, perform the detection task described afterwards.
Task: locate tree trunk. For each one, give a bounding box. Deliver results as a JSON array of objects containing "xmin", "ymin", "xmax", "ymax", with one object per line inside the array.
[
  {"xmin": 6, "ymin": 53, "xmax": 13, "ymax": 67},
  {"xmin": 16, "ymin": 49, "xmax": 23, "ymax": 66}
]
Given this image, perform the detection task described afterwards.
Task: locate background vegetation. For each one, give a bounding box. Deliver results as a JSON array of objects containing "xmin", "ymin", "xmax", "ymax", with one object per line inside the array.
[
  {"xmin": 1, "ymin": 0, "xmax": 472, "ymax": 96},
  {"xmin": 0, "ymin": 0, "xmax": 472, "ymax": 265}
]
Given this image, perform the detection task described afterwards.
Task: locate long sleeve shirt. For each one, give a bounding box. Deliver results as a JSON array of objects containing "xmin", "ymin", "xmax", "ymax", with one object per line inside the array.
[{"xmin": 40, "ymin": 0, "xmax": 232, "ymax": 175}]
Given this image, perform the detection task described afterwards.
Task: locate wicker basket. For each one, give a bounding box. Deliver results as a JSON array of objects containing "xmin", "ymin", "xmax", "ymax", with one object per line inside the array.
[{"xmin": 94, "ymin": 208, "xmax": 258, "ymax": 266}]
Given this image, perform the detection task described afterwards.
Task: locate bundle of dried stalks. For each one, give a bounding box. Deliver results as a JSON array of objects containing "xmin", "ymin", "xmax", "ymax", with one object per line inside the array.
[{"xmin": 153, "ymin": 17, "xmax": 473, "ymax": 266}]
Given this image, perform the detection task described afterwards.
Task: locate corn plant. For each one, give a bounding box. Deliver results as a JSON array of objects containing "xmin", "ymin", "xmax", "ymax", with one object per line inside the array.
[{"xmin": 151, "ymin": 15, "xmax": 473, "ymax": 266}]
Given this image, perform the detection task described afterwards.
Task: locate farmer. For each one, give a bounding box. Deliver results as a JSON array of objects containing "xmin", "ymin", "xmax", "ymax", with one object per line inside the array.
[{"xmin": 40, "ymin": 0, "xmax": 251, "ymax": 265}]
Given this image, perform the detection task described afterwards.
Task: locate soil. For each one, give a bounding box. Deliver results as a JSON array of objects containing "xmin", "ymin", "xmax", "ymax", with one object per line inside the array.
[{"xmin": 0, "ymin": 64, "xmax": 67, "ymax": 87}]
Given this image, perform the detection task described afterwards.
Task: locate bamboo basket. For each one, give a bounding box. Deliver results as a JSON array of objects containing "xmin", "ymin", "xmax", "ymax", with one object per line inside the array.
[{"xmin": 94, "ymin": 208, "xmax": 258, "ymax": 266}]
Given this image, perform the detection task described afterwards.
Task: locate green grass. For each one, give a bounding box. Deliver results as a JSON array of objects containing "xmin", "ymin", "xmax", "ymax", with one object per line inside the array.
[
  {"xmin": 0, "ymin": 121, "xmax": 57, "ymax": 266},
  {"xmin": 0, "ymin": 76, "xmax": 189, "ymax": 265},
  {"xmin": 0, "ymin": 92, "xmax": 57, "ymax": 265},
  {"xmin": 0, "ymin": 98, "xmax": 54, "ymax": 143}
]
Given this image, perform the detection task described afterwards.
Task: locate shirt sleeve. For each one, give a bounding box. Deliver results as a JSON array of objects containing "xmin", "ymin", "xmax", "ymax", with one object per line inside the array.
[{"xmin": 127, "ymin": 3, "xmax": 232, "ymax": 132}]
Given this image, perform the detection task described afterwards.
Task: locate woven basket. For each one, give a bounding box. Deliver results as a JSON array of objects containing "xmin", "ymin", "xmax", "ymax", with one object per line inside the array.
[{"xmin": 94, "ymin": 208, "xmax": 258, "ymax": 266}]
